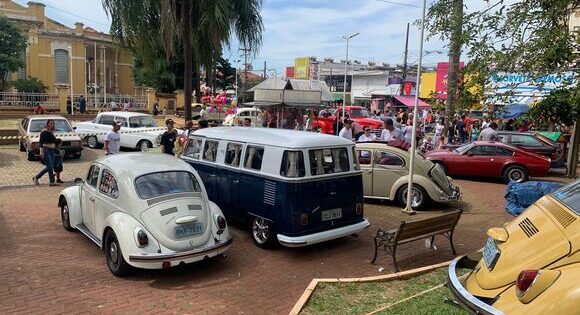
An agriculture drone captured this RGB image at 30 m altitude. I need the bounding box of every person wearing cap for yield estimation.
[160,119,177,155]
[339,118,354,141]
[104,121,122,155]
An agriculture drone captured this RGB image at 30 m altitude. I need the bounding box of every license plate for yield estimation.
[322,208,342,221]
[483,237,500,270]
[175,222,203,238]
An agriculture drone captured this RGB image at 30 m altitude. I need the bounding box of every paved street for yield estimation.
[0,145,538,314]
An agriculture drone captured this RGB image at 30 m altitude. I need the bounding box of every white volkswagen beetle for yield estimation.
[58,153,232,276]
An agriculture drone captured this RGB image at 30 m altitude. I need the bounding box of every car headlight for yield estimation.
[71,140,81,147]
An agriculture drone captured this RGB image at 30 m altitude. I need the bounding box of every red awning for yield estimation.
[393,96,431,108]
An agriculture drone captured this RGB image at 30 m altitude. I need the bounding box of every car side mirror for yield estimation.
[73,126,77,130]
[74,177,84,184]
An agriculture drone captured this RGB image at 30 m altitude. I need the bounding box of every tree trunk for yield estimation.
[446,0,463,124]
[182,0,192,121]
[193,59,200,103]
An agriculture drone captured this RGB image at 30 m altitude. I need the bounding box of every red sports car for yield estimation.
[313,106,383,134]
[425,141,550,182]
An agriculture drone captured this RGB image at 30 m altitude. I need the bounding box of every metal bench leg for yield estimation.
[371,236,379,264]
[447,231,457,256]
[391,245,399,272]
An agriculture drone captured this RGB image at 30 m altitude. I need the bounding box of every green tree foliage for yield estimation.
[0,16,27,91]
[214,56,237,91]
[10,77,47,93]
[527,87,579,129]
[425,0,579,115]
[102,0,264,119]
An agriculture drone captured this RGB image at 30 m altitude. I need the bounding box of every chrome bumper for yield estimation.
[129,238,232,262]
[447,255,504,315]
[277,219,370,247]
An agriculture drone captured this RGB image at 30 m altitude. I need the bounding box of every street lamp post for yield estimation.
[341,32,359,135]
[403,0,428,215]
[69,45,74,115]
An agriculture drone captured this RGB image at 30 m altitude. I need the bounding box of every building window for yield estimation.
[54,49,69,84]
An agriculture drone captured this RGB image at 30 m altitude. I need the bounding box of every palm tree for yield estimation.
[102,0,264,120]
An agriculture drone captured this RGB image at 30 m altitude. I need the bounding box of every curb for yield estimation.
[288,260,452,315]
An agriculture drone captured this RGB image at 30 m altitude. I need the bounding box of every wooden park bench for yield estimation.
[371,210,462,272]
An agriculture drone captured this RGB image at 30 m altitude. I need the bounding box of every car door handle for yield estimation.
[89,197,95,202]
[209,174,216,177]
[232,180,239,184]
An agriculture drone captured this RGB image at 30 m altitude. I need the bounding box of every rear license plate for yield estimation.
[483,237,500,270]
[322,208,342,221]
[175,222,203,238]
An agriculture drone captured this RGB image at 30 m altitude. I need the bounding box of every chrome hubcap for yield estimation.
[88,137,97,148]
[509,170,524,182]
[252,218,269,244]
[140,141,149,152]
[403,187,423,207]
[109,241,119,264]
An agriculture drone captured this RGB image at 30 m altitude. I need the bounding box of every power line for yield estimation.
[44,3,110,28]
[374,0,421,8]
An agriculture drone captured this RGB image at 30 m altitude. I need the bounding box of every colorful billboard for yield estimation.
[285,66,295,78]
[294,57,310,79]
[435,61,465,99]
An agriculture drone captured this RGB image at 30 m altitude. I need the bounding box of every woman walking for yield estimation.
[33,120,60,186]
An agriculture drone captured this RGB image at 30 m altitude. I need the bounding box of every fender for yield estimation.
[389,174,439,200]
[58,185,83,227]
[208,201,230,242]
[101,212,161,267]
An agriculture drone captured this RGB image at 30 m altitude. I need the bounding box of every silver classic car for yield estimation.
[58,153,232,276]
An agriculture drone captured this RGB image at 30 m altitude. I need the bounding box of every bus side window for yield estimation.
[203,140,218,162]
[280,151,305,178]
[244,146,265,171]
[184,138,203,159]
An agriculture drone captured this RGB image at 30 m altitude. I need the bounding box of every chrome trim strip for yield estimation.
[447,256,504,315]
[147,192,202,206]
[277,219,370,247]
[160,207,178,216]
[129,238,232,262]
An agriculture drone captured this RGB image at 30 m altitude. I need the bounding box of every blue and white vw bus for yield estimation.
[181,127,369,248]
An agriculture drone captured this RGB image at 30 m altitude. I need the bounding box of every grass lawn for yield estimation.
[301,268,468,315]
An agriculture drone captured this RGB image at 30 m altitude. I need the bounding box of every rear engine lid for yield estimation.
[140,197,211,251]
[429,163,455,196]
[475,202,571,289]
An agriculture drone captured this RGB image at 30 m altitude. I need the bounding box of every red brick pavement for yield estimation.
[0,178,549,314]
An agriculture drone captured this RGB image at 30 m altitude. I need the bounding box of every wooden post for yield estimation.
[57,85,70,114]
[566,119,579,178]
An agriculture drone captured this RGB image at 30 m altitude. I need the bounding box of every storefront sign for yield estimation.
[294,57,310,79]
[435,62,465,99]
[285,66,295,78]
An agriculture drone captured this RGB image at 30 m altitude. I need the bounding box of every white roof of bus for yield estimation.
[193,127,353,149]
[97,111,152,118]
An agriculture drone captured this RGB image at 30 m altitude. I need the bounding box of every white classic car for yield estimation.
[222,107,262,127]
[19,115,83,161]
[58,153,232,276]
[74,111,164,151]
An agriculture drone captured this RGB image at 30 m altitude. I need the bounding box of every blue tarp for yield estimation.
[505,181,565,216]
[498,104,530,119]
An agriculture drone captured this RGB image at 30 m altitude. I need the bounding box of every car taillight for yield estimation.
[356,203,363,215]
[137,229,148,247]
[301,213,309,226]
[516,270,539,298]
[217,216,226,235]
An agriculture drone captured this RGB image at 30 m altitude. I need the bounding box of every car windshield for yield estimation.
[349,109,370,118]
[552,180,580,215]
[29,119,72,133]
[128,116,158,128]
[135,171,201,199]
[454,143,475,155]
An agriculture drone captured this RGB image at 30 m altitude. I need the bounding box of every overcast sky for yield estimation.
[13,0,499,74]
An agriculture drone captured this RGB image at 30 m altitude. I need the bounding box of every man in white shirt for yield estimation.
[104,121,122,155]
[110,100,117,111]
[478,122,499,141]
[338,118,354,141]
[380,118,402,141]
[358,126,377,142]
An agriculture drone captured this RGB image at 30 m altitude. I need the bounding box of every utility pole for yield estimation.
[263,60,267,78]
[239,47,251,104]
[401,22,410,96]
[446,0,464,125]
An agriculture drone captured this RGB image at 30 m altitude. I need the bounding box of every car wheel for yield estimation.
[504,165,528,183]
[87,136,101,149]
[251,216,277,249]
[60,201,74,231]
[138,140,152,152]
[19,140,25,152]
[26,147,36,161]
[105,230,132,277]
[397,184,428,209]
[433,161,448,174]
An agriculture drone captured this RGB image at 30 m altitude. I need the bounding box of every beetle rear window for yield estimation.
[552,181,580,215]
[135,171,201,199]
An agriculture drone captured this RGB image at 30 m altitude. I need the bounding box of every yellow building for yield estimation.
[0,0,136,96]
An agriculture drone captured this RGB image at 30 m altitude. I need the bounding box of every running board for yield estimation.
[75,224,102,248]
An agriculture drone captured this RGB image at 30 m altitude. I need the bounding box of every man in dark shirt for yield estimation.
[160,119,177,155]
[456,116,466,143]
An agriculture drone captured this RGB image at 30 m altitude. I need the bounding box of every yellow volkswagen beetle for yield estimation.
[448,179,580,314]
